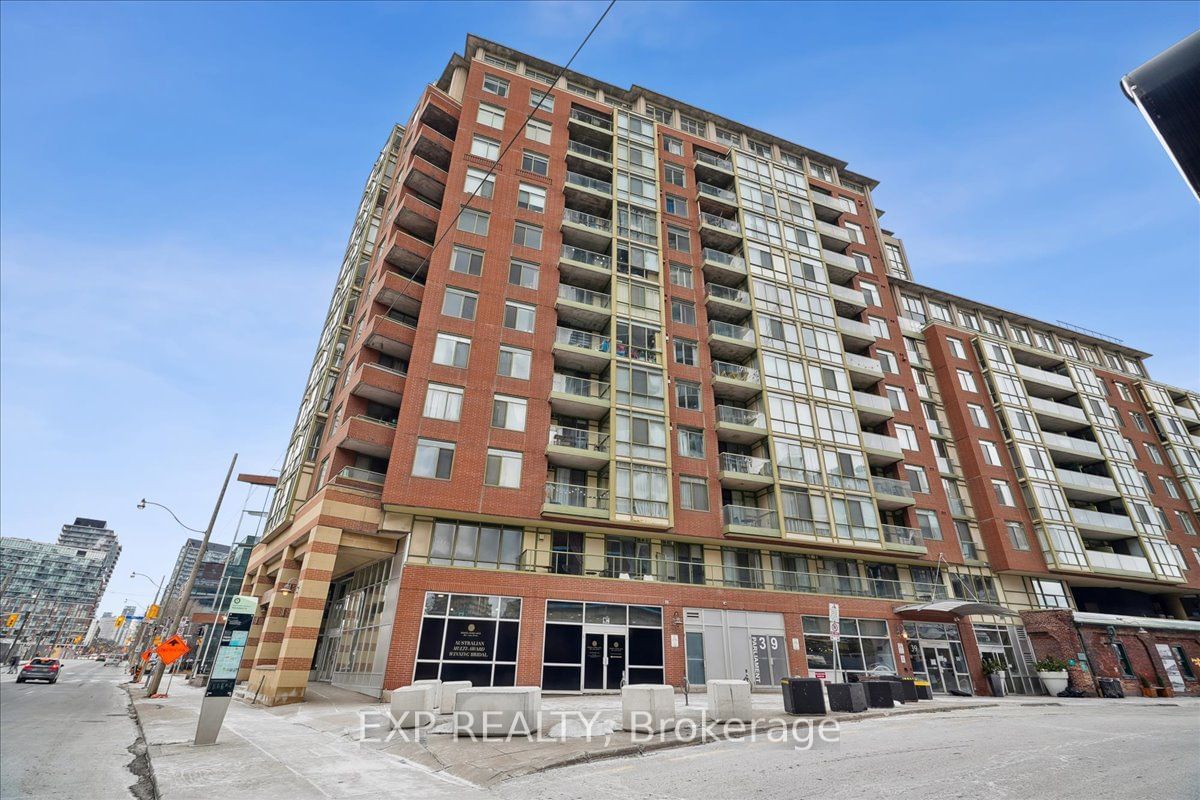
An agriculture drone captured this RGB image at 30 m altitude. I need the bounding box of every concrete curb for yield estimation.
[122,684,161,800]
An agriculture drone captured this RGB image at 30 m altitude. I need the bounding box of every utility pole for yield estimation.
[146,453,237,696]
[128,574,166,675]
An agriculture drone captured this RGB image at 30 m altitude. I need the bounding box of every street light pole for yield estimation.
[127,572,166,675]
[144,453,237,696]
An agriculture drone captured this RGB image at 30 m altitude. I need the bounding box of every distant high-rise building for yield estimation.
[164,538,231,616]
[57,517,122,591]
[235,35,1200,706]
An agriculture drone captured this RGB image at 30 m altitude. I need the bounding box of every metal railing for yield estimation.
[695,150,734,171]
[356,414,398,428]
[882,525,924,548]
[562,207,613,232]
[551,373,610,401]
[544,482,609,509]
[567,140,612,162]
[722,504,778,529]
[561,243,611,269]
[706,284,750,304]
[337,466,386,484]
[569,107,613,130]
[712,360,760,383]
[566,170,612,194]
[708,320,755,342]
[548,425,610,453]
[555,326,610,353]
[871,476,913,498]
[697,182,737,202]
[716,406,765,428]
[557,283,612,309]
[719,453,774,477]
[700,211,741,233]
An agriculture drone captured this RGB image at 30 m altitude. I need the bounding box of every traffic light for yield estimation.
[4,613,18,628]
[115,615,125,629]
[74,635,83,644]
[146,604,160,620]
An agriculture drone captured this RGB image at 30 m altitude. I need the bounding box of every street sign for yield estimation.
[114,616,126,629]
[4,613,17,628]
[828,603,841,641]
[195,594,258,746]
[141,649,154,662]
[155,635,190,666]
[145,605,160,620]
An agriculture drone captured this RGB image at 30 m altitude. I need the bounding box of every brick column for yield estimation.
[237,566,274,682]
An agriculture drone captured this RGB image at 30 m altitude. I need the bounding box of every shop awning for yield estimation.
[894,600,1020,618]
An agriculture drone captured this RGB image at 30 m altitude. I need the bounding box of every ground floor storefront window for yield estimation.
[310,557,397,696]
[803,616,895,681]
[972,622,1039,694]
[684,608,790,687]
[414,592,521,685]
[541,601,664,691]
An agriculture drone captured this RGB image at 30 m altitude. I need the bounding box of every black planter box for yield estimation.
[879,676,909,703]
[781,677,826,715]
[898,677,919,702]
[827,682,867,713]
[914,681,933,700]
[862,681,897,708]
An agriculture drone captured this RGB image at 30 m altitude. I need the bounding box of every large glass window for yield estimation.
[802,616,895,677]
[415,591,521,686]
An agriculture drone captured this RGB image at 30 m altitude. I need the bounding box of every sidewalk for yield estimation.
[128,681,1006,796]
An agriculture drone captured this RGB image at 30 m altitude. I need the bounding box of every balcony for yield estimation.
[817,221,853,253]
[568,106,613,140]
[335,466,386,487]
[862,431,903,465]
[707,320,756,360]
[559,244,612,291]
[1176,404,1200,425]
[556,284,612,329]
[829,283,868,313]
[845,352,885,389]
[364,313,416,360]
[1086,549,1153,577]
[1018,363,1076,399]
[882,524,926,554]
[560,208,613,252]
[546,426,611,469]
[553,326,612,371]
[718,453,775,490]
[853,390,894,425]
[715,406,768,444]
[699,212,743,249]
[566,139,612,170]
[704,283,752,322]
[348,362,406,406]
[550,374,610,420]
[936,456,959,476]
[897,316,924,338]
[696,182,739,212]
[948,497,970,517]
[1071,507,1136,540]
[1029,396,1089,432]
[383,228,434,280]
[712,361,762,401]
[414,96,458,142]
[1041,430,1103,464]
[373,268,424,319]
[543,482,609,519]
[695,149,735,182]
[410,122,453,172]
[564,170,613,211]
[872,476,915,510]
[1056,469,1121,502]
[334,415,396,459]
[837,316,877,349]
[392,192,439,243]
[810,191,851,223]
[722,504,779,537]
[823,249,860,282]
[400,154,447,207]
[701,247,747,283]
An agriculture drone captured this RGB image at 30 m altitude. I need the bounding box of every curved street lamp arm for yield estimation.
[138,500,206,534]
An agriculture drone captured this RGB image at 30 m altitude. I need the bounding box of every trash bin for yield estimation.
[781,677,826,715]
[862,681,896,708]
[827,682,867,713]
[1097,677,1125,698]
[914,680,933,700]
[898,677,919,702]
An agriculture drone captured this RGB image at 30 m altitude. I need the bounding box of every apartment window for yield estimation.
[928,301,951,323]
[1006,521,1031,550]
[896,424,919,451]
[671,298,696,325]
[521,150,549,176]
[676,380,701,410]
[457,208,490,236]
[482,73,509,97]
[484,449,523,488]
[503,301,536,332]
[508,259,539,290]
[1178,512,1197,536]
[905,466,930,494]
[991,480,1015,506]
[664,194,688,217]
[664,163,686,187]
[433,333,471,368]
[442,287,478,321]
[1116,382,1133,401]
[662,134,683,155]
[414,439,455,479]
[983,317,1005,336]
[525,118,552,144]
[680,476,709,511]
[497,345,531,379]
[808,161,834,181]
[423,383,464,421]
[491,395,527,431]
[1009,324,1031,345]
[1130,411,1148,433]
[450,245,484,276]
[669,263,693,289]
[566,80,595,98]
[968,404,989,428]
[947,337,967,359]
[1173,646,1196,679]
[674,338,698,366]
[476,102,505,129]
[958,310,980,331]
[1145,442,1166,466]
[529,89,554,112]
[512,221,543,249]
[859,281,880,306]
[667,225,691,252]
[470,134,501,160]
[885,385,908,412]
[679,115,702,135]
[715,127,740,146]
[1161,477,1181,499]
[1112,642,1135,677]
[844,221,865,244]
[916,509,942,541]
[677,427,705,458]
[464,167,495,198]
[957,369,978,393]
[878,350,899,374]
[980,440,1002,466]
[516,183,546,213]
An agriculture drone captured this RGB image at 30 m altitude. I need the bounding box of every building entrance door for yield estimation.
[922,645,966,694]
[583,629,626,690]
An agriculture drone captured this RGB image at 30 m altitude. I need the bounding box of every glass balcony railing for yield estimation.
[557,283,612,309]
[562,207,613,233]
[548,425,610,453]
[948,497,968,516]
[569,107,613,130]
[555,326,610,353]
[722,504,778,529]
[552,373,610,401]
[719,453,774,477]
[567,140,612,162]
[712,360,760,383]
[566,170,612,194]
[882,525,924,548]
[695,150,734,171]
[702,247,746,270]
[561,243,611,269]
[708,320,755,342]
[337,466,385,484]
[700,211,741,233]
[545,482,609,509]
[706,284,750,305]
[716,405,766,428]
[871,476,913,498]
[697,182,737,202]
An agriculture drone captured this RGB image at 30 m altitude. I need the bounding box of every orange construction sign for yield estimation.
[141,648,154,663]
[155,635,191,666]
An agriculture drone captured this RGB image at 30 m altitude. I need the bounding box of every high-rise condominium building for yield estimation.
[237,36,1200,705]
[57,517,122,587]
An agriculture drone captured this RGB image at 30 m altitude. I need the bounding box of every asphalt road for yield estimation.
[498,701,1200,800]
[0,658,146,800]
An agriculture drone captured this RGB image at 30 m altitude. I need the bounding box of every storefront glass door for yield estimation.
[583,630,626,690]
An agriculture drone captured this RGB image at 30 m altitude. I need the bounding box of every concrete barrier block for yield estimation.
[621,684,676,732]
[411,678,443,706]
[389,685,437,729]
[438,680,472,714]
[453,686,541,737]
[705,679,752,722]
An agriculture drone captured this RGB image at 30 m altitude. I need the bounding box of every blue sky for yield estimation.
[2,1,1197,614]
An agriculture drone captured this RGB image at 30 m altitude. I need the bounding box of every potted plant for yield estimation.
[1035,656,1070,695]
[981,659,1008,697]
